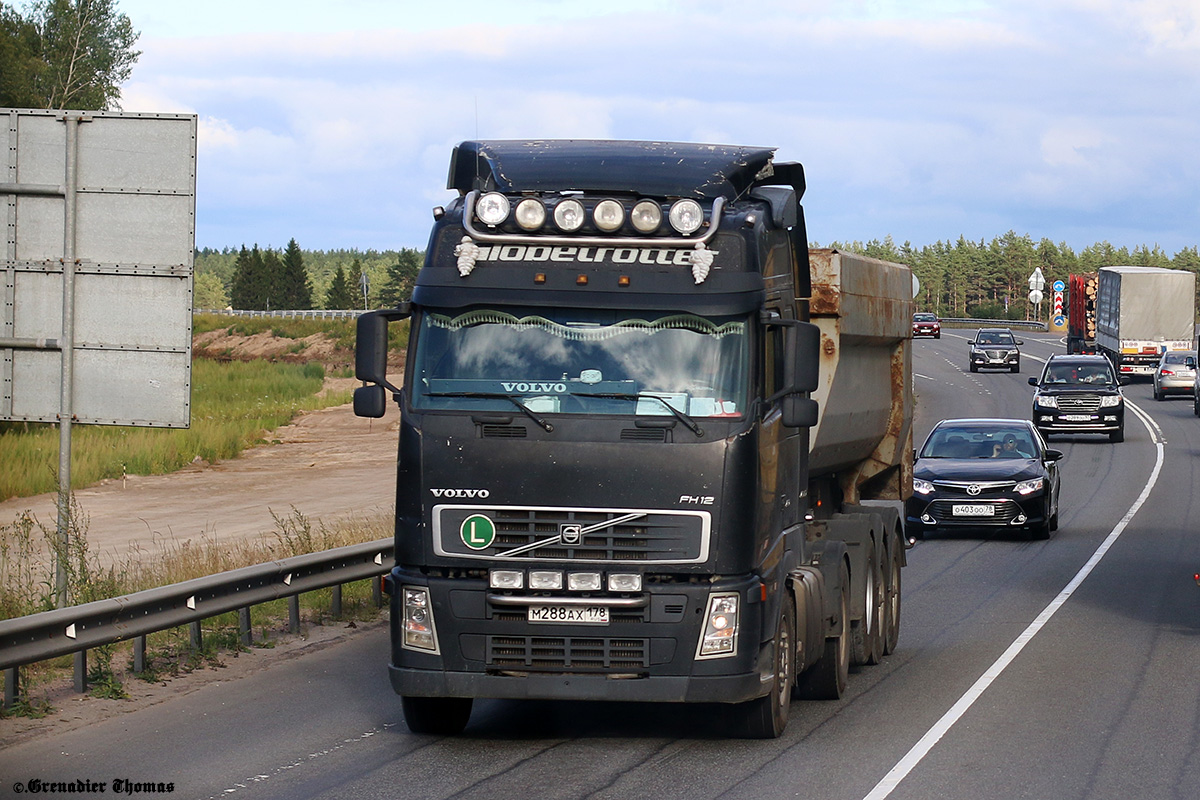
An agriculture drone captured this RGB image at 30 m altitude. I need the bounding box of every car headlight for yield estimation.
[913,478,935,495]
[592,199,625,232]
[402,586,439,652]
[514,198,546,231]
[1035,395,1058,408]
[1100,395,1122,407]
[630,200,662,233]
[697,592,739,658]
[1015,477,1045,495]
[669,199,704,235]
[553,198,586,232]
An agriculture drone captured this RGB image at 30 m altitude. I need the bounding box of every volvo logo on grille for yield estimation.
[967,484,983,496]
[560,523,582,544]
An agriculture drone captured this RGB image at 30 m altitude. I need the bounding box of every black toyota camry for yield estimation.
[906,418,1063,540]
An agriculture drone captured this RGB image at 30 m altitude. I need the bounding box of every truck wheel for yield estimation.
[401,696,473,735]
[1110,427,1124,443]
[1194,395,1200,417]
[1153,385,1163,401]
[883,536,902,655]
[796,561,850,700]
[851,541,884,666]
[737,595,794,738]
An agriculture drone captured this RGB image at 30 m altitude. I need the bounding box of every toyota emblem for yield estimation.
[967,484,983,496]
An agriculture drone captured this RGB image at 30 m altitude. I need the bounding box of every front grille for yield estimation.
[984,349,1013,360]
[482,425,527,438]
[1056,395,1102,413]
[933,480,1017,496]
[434,506,710,563]
[927,499,1021,525]
[487,635,649,671]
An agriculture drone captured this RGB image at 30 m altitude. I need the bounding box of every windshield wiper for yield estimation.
[570,392,704,437]
[425,391,554,432]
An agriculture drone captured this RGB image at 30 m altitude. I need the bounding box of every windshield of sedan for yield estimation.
[1043,362,1115,385]
[921,426,1038,459]
[914,313,937,322]
[410,307,749,417]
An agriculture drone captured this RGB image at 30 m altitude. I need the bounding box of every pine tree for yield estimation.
[325,265,353,309]
[377,248,422,307]
[348,258,365,309]
[229,244,270,310]
[279,238,313,309]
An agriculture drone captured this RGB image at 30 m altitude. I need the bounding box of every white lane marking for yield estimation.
[863,409,1165,800]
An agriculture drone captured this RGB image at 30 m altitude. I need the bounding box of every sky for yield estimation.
[103,0,1200,255]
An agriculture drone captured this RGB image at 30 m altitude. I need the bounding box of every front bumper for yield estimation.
[1033,407,1123,434]
[970,350,1018,368]
[906,494,1048,536]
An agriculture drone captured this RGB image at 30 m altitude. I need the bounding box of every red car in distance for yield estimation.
[913,312,941,338]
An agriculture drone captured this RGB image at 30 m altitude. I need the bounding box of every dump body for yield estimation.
[1066,272,1098,354]
[1095,266,1195,377]
[354,140,912,738]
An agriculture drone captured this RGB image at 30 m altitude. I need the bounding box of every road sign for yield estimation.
[1053,279,1065,293]
[2,109,197,427]
[1029,289,1044,305]
[1053,314,1066,327]
[1028,267,1046,292]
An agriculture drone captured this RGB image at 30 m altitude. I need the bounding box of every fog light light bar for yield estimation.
[529,570,564,590]
[568,572,602,591]
[607,573,642,592]
[489,569,524,590]
[697,592,739,658]
[402,586,439,653]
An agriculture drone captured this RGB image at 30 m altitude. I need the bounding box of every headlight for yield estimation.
[697,592,739,658]
[607,573,642,592]
[593,199,625,232]
[1035,395,1058,408]
[476,192,510,226]
[529,570,563,590]
[630,200,662,233]
[402,586,439,652]
[567,572,602,591]
[1015,477,1045,495]
[669,199,704,235]
[514,198,546,231]
[1100,395,1122,407]
[913,478,935,495]
[553,198,585,232]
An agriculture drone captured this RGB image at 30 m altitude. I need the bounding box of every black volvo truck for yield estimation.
[354,140,913,738]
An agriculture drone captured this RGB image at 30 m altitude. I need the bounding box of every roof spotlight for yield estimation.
[630,200,663,233]
[554,198,586,232]
[515,198,546,231]
[476,192,510,226]
[669,199,704,235]
[593,199,625,232]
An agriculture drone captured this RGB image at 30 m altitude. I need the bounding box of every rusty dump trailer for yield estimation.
[353,140,914,739]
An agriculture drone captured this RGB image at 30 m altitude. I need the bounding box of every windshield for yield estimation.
[975,331,1014,346]
[914,314,936,322]
[410,307,749,418]
[1043,362,1115,385]
[921,426,1038,459]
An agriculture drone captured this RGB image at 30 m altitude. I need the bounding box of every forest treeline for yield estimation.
[195,232,1200,319]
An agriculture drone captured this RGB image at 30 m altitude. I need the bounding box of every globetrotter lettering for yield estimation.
[472,245,717,266]
[431,488,490,498]
[500,382,567,393]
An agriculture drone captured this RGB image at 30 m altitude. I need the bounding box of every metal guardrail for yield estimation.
[193,308,366,320]
[0,538,394,708]
[938,317,1049,332]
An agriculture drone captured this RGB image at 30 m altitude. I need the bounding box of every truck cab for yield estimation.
[354,140,911,738]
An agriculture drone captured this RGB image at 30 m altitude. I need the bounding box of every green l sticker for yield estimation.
[461,514,495,550]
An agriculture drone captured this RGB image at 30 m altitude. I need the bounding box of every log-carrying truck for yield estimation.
[354,140,913,738]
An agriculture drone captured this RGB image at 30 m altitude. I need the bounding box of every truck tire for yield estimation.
[401,696,473,735]
[850,541,884,666]
[1194,394,1200,417]
[883,535,902,656]
[796,561,850,700]
[736,594,795,738]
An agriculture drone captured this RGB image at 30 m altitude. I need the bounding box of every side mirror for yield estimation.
[1028,377,1038,386]
[353,384,388,419]
[1044,448,1064,462]
[783,321,821,393]
[1016,339,1025,345]
[782,396,818,428]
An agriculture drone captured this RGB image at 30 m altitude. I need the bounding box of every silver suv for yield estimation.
[969,328,1022,373]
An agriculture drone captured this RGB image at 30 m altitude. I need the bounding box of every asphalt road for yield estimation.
[4,330,1199,800]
